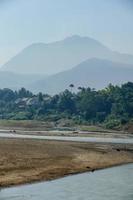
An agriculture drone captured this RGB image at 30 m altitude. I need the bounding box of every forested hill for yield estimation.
[0,82,133,129]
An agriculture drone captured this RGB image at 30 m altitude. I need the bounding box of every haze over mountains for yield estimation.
[0,35,133,93]
[0,72,44,90]
[1,35,133,75]
[29,58,133,94]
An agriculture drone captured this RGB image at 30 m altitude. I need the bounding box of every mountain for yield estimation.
[0,71,45,90]
[28,58,133,94]
[1,35,133,75]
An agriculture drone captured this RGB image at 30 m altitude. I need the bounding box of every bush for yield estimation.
[104,116,121,129]
[11,112,32,120]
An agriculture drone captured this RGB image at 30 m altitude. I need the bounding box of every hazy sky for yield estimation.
[0,0,133,66]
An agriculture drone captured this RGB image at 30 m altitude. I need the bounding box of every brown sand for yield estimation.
[0,138,133,188]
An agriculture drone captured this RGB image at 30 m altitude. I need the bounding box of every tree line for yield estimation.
[0,82,133,128]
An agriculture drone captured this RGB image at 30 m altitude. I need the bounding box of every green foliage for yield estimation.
[0,82,132,129]
[104,115,121,129]
[12,112,32,120]
[58,90,76,114]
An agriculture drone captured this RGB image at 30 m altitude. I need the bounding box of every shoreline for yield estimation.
[0,128,132,139]
[0,138,133,188]
[2,162,133,190]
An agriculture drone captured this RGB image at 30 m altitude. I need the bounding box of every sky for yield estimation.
[0,0,133,66]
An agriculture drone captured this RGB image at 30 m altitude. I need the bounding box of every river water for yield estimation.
[0,164,133,200]
[0,133,133,144]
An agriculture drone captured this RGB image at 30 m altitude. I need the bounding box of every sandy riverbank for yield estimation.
[0,138,133,188]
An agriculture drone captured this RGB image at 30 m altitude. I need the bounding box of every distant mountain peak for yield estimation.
[63,35,96,42]
[1,35,133,75]
[64,35,82,40]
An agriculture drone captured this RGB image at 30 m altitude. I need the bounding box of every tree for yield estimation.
[18,88,32,98]
[69,84,74,92]
[38,92,43,102]
[58,90,76,114]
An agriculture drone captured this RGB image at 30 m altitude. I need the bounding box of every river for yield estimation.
[0,164,133,200]
[0,133,133,144]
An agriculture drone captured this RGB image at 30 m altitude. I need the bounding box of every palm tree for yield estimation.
[78,86,85,92]
[69,84,74,92]
[78,86,82,90]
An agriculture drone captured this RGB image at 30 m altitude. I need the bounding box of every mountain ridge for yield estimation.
[28,58,133,94]
[1,35,133,75]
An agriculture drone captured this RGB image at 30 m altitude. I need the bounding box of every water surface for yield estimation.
[0,164,133,200]
[0,133,133,144]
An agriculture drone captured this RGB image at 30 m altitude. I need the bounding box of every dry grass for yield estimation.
[0,138,133,187]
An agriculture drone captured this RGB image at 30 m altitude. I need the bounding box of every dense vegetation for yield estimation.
[0,82,133,129]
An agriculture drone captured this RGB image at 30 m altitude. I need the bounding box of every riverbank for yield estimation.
[1,119,132,139]
[0,138,133,188]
